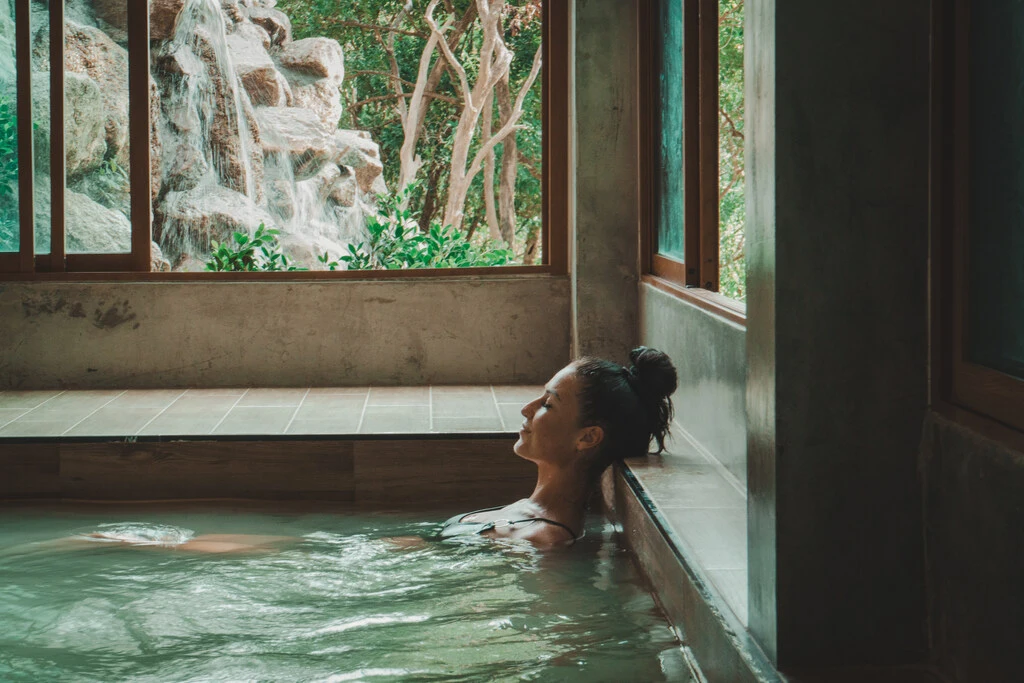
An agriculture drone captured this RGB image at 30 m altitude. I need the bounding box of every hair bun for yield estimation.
[628,346,678,401]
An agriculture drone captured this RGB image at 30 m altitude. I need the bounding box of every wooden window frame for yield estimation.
[1,0,569,281]
[931,0,1024,434]
[638,0,745,326]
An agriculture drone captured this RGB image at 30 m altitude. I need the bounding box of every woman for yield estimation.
[27,347,675,554]
[437,346,677,548]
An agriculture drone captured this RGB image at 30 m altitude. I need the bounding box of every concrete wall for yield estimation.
[571,0,639,361]
[746,0,930,668]
[0,277,571,388]
[921,415,1024,683]
[641,285,746,486]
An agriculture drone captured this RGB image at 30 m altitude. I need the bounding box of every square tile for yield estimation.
[431,393,499,419]
[492,385,545,403]
[106,389,186,410]
[236,388,306,407]
[432,416,504,433]
[707,568,748,625]
[0,409,29,428]
[17,390,124,422]
[497,403,526,431]
[635,464,746,509]
[136,414,223,436]
[663,507,747,570]
[161,395,241,417]
[183,388,247,397]
[307,387,369,396]
[293,394,365,421]
[0,420,78,437]
[367,387,430,406]
[286,417,361,435]
[359,406,430,433]
[0,390,63,411]
[213,407,295,435]
[430,385,494,399]
[65,407,167,436]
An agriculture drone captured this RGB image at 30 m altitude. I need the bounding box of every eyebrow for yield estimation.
[545,387,560,400]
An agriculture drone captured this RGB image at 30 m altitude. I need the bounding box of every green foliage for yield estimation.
[718,0,746,301]
[0,94,19,252]
[204,223,306,272]
[98,157,129,183]
[340,184,513,270]
[276,0,542,261]
[0,94,19,202]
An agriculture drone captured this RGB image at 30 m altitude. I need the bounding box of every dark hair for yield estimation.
[574,347,678,464]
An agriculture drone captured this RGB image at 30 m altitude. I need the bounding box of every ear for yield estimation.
[575,424,604,452]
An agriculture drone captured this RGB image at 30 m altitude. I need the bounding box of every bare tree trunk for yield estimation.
[523,226,539,265]
[425,0,542,233]
[418,161,444,232]
[495,73,517,246]
[482,89,500,240]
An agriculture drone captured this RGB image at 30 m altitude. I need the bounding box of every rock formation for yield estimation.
[15,0,386,270]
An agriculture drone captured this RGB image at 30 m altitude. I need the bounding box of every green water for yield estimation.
[0,506,690,682]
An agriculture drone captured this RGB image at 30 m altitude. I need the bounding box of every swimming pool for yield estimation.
[0,505,691,682]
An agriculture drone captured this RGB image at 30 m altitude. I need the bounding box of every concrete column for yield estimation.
[572,0,640,361]
[746,0,930,668]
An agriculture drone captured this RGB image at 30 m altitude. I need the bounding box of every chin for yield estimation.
[513,436,529,459]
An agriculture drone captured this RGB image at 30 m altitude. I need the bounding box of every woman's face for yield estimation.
[514,363,599,466]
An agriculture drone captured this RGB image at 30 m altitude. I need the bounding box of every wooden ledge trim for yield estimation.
[642,275,746,327]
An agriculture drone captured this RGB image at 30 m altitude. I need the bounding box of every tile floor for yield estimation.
[0,386,544,437]
[626,426,749,626]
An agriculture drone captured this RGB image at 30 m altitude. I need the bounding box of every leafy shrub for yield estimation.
[204,223,305,272]
[339,186,514,270]
[0,94,17,202]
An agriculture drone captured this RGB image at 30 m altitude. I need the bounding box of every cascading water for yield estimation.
[147,0,384,269]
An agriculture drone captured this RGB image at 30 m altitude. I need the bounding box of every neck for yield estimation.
[527,460,597,531]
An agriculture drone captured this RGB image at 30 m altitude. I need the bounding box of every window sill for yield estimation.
[0,265,562,283]
[641,275,746,327]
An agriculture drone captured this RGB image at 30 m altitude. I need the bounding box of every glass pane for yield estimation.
[65,0,131,254]
[718,0,745,301]
[0,0,17,252]
[656,0,684,260]
[966,0,1024,381]
[32,0,49,254]
[149,0,542,272]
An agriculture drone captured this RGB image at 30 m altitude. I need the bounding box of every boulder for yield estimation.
[156,184,276,262]
[221,0,245,24]
[265,177,295,221]
[192,27,263,200]
[151,241,172,271]
[227,33,289,106]
[254,106,333,180]
[62,73,108,179]
[65,189,132,254]
[69,164,130,217]
[163,141,210,192]
[232,20,271,51]
[333,130,385,195]
[151,0,187,42]
[64,20,130,169]
[277,37,344,83]
[291,78,342,130]
[246,7,290,47]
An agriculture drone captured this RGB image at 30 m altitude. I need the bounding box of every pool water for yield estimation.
[0,506,691,682]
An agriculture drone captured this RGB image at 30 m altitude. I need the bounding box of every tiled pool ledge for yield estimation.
[0,386,540,438]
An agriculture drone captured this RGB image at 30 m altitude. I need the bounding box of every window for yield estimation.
[934,0,1024,432]
[640,0,746,319]
[0,0,567,279]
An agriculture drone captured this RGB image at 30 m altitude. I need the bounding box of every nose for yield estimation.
[521,396,541,420]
